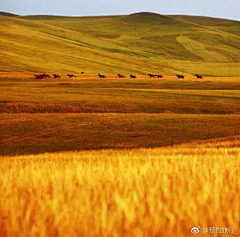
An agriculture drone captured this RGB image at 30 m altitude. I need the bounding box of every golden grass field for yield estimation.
[1,11,240,237]
[0,137,239,237]
[0,74,239,237]
[1,73,240,156]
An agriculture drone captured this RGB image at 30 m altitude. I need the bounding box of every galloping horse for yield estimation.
[53,74,61,78]
[129,75,137,78]
[176,75,184,79]
[156,75,164,78]
[148,74,156,78]
[34,74,43,79]
[98,74,106,78]
[118,74,126,78]
[67,74,76,78]
[195,74,203,79]
[34,74,50,79]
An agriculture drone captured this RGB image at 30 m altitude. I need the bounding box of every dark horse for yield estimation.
[118,74,126,78]
[67,74,76,78]
[41,74,50,78]
[148,74,156,78]
[195,74,203,79]
[156,75,164,78]
[34,74,43,79]
[98,74,106,78]
[53,74,61,78]
[34,74,50,79]
[176,75,184,79]
[129,75,137,78]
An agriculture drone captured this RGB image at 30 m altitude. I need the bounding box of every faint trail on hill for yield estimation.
[167,15,240,40]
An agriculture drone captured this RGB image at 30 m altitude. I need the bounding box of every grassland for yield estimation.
[0,11,240,237]
[1,12,240,76]
[170,15,240,37]
[1,76,240,114]
[1,74,240,156]
[0,137,239,237]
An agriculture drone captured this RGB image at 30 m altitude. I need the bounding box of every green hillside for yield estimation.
[1,12,240,76]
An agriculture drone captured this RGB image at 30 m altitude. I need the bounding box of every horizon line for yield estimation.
[1,10,240,22]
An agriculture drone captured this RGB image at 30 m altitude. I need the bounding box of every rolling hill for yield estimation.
[1,12,240,76]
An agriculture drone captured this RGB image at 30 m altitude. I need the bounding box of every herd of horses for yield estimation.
[34,73,203,80]
[34,74,61,79]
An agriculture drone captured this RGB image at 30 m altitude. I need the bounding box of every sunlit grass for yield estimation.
[0,137,239,237]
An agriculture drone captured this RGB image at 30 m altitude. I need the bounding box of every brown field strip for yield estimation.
[1,113,240,156]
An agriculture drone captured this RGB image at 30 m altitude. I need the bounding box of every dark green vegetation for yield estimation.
[1,12,240,76]
[1,77,239,155]
[0,12,18,17]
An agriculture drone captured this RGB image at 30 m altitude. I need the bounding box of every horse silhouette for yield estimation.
[118,74,126,78]
[53,74,61,78]
[67,74,76,78]
[196,74,203,79]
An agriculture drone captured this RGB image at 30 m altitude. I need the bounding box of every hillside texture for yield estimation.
[1,12,240,75]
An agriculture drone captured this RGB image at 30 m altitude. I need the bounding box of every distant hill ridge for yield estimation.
[0,11,19,17]
[1,11,240,76]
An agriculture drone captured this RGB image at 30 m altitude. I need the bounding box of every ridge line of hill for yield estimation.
[1,11,239,22]
[167,15,240,40]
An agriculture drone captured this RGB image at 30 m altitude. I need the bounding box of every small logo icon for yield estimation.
[191,226,201,234]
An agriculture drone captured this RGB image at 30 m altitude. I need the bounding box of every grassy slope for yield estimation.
[1,137,239,236]
[1,12,240,75]
[170,15,240,37]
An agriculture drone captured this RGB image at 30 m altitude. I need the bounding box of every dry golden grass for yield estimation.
[0,137,239,237]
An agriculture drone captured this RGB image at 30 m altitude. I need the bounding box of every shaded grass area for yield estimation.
[1,113,240,156]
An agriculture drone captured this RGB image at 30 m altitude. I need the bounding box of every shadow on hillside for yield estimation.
[1,135,239,157]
